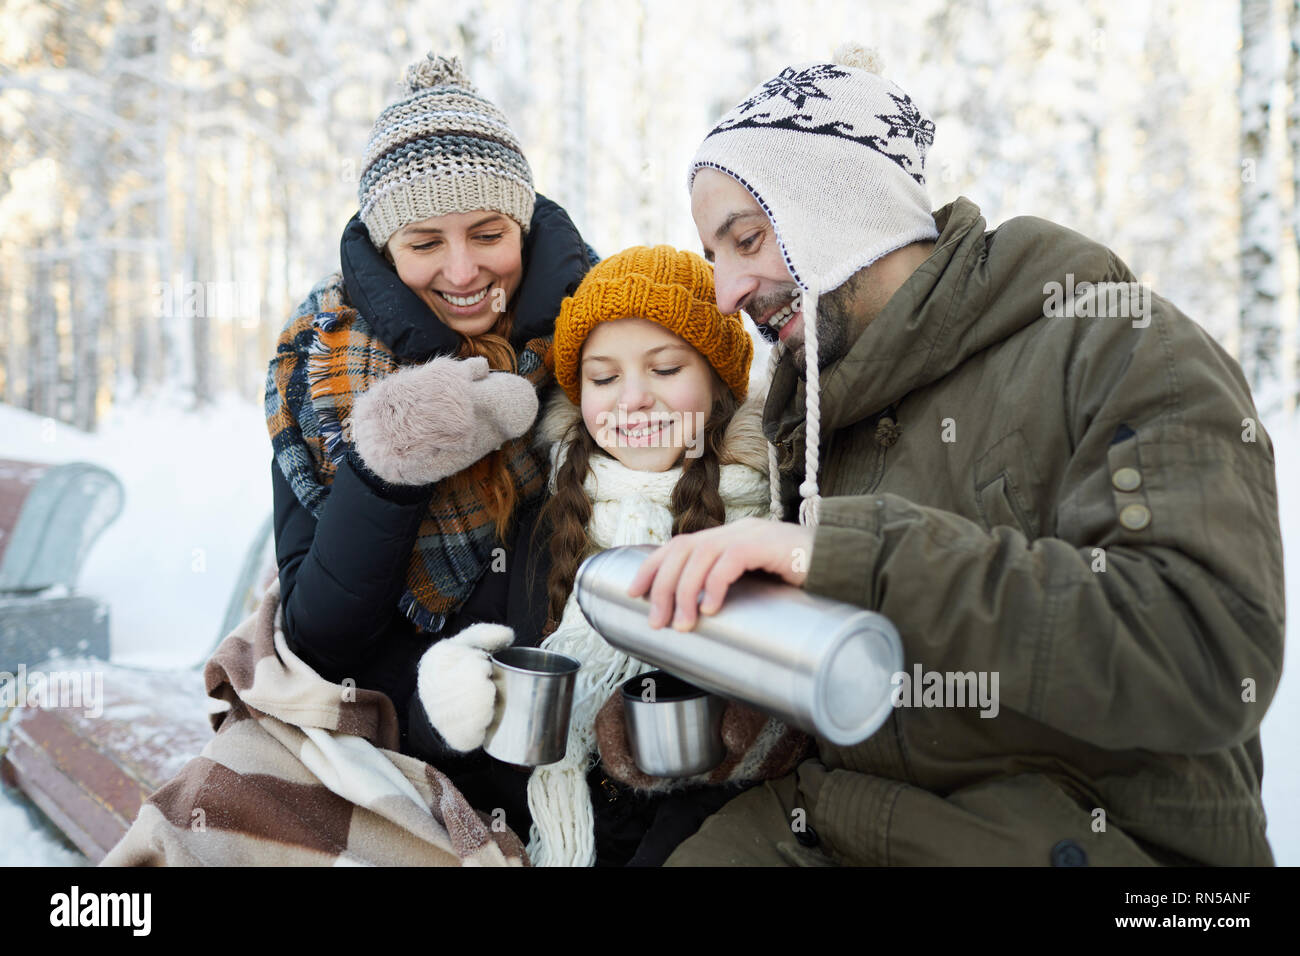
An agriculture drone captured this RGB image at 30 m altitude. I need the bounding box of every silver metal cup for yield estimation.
[621,670,726,777]
[576,545,904,746]
[482,647,580,767]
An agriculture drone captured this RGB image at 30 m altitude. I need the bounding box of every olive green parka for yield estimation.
[688,197,1284,866]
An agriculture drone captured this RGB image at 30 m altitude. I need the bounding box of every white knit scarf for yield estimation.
[525,448,769,866]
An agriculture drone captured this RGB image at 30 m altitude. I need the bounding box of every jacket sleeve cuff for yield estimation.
[802,497,885,608]
[344,447,437,505]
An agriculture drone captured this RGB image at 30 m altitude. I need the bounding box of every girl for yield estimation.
[417,245,808,866]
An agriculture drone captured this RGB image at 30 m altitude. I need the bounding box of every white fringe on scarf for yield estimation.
[525,448,769,866]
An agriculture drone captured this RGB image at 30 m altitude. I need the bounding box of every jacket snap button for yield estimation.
[1119,503,1151,530]
[1111,467,1142,492]
[795,825,820,848]
[1050,839,1088,867]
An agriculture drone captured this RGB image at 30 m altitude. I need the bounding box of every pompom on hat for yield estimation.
[358,53,536,251]
[688,43,940,528]
[551,245,753,405]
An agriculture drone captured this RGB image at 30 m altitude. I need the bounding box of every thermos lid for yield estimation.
[812,611,904,746]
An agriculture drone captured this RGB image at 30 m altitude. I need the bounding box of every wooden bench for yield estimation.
[0,459,275,863]
[1,661,213,862]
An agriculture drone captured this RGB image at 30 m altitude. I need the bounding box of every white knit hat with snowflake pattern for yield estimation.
[688,44,938,527]
[359,53,535,250]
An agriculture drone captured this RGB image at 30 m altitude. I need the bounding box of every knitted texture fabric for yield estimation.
[550,245,752,403]
[687,44,939,528]
[688,45,938,294]
[359,53,535,251]
[265,272,552,632]
[417,623,515,752]
[525,443,771,866]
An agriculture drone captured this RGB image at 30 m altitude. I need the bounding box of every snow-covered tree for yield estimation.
[1239,0,1281,392]
[1289,0,1300,403]
[0,0,1292,423]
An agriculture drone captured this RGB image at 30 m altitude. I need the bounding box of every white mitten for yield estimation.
[416,623,515,752]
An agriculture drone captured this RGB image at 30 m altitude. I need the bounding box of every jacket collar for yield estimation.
[765,196,1088,445]
[339,193,591,363]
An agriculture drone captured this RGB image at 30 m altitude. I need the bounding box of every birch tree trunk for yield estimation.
[0,260,12,407]
[186,103,210,410]
[1240,0,1281,391]
[29,246,58,419]
[558,0,589,231]
[71,132,109,431]
[1289,0,1300,403]
[154,0,175,394]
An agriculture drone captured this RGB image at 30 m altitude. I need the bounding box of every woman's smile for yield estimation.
[435,284,493,309]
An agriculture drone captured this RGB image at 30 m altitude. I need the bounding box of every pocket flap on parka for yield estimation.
[973,429,1042,538]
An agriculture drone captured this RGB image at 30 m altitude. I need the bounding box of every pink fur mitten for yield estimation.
[350,355,539,486]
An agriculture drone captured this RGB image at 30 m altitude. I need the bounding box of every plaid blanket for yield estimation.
[100,578,527,867]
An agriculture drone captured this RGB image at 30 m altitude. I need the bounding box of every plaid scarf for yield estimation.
[266,272,552,632]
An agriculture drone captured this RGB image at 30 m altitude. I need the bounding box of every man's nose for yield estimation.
[712,263,756,317]
[443,244,479,288]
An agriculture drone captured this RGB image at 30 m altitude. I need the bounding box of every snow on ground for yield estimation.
[0,772,88,867]
[0,392,1298,864]
[1,388,271,865]
[0,387,272,667]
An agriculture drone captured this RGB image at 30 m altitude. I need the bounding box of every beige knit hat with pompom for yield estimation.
[358,53,535,250]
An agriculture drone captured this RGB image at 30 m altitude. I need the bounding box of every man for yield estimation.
[626,46,1284,865]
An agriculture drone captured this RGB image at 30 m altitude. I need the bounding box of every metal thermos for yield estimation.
[575,545,903,746]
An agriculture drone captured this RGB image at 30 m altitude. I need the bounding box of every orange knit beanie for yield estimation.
[552,245,752,404]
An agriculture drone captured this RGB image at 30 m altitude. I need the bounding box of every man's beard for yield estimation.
[748,273,864,376]
[790,290,852,376]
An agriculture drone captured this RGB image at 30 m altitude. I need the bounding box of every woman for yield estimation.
[416,246,810,866]
[264,52,592,813]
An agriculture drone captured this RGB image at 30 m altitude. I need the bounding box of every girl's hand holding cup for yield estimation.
[417,623,516,752]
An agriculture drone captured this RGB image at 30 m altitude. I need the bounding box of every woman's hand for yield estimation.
[416,622,515,752]
[350,355,538,486]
